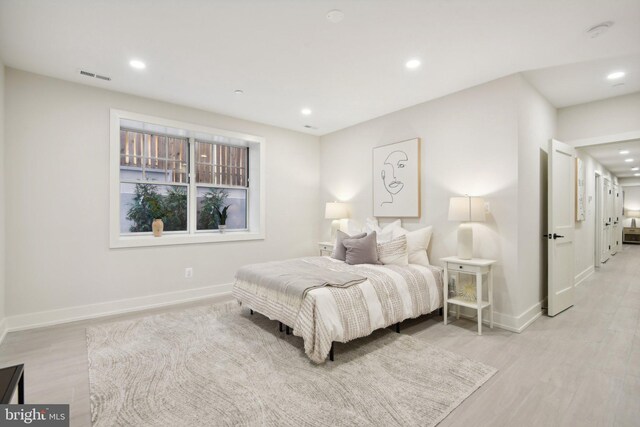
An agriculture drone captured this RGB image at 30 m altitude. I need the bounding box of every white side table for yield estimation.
[318,241,334,256]
[441,256,496,335]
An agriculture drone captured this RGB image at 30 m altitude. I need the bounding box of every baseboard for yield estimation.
[450,301,542,333]
[4,282,234,334]
[0,317,7,346]
[574,266,595,287]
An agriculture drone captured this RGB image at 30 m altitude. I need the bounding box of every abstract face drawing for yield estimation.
[380,150,408,205]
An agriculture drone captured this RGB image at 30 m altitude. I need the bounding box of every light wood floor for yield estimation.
[1,246,639,426]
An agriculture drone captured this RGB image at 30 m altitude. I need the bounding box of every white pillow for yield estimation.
[404,226,433,266]
[377,235,409,266]
[364,217,402,243]
[363,217,380,234]
[342,219,363,236]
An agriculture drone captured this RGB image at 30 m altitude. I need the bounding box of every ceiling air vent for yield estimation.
[79,69,111,81]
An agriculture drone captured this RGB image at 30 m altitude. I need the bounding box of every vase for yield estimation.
[218,224,227,233]
[152,219,164,237]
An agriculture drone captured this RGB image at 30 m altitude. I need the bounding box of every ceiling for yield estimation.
[0,0,639,136]
[523,53,640,108]
[581,139,640,178]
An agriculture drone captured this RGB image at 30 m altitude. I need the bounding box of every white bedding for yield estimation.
[233,256,443,363]
[304,258,441,342]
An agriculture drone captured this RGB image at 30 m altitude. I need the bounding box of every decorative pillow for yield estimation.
[404,226,433,266]
[343,231,380,265]
[332,230,367,261]
[364,217,402,243]
[377,235,409,266]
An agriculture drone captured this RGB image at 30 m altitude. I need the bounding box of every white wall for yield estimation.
[557,92,640,142]
[320,74,551,331]
[516,75,557,314]
[4,69,320,326]
[573,150,617,277]
[0,62,5,333]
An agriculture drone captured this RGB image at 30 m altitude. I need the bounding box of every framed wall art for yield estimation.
[576,157,585,221]
[372,138,420,217]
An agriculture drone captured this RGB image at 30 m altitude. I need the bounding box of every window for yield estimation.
[110,110,264,248]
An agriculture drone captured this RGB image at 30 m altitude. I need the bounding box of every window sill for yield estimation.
[110,231,265,249]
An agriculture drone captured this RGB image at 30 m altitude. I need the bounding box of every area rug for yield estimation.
[87,302,496,426]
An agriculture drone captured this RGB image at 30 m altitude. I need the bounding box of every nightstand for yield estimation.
[318,241,334,256]
[441,256,496,335]
[623,227,640,244]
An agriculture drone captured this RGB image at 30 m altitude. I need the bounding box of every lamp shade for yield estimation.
[625,209,640,218]
[325,202,349,219]
[448,196,486,222]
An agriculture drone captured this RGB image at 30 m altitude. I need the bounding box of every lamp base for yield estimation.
[457,223,473,260]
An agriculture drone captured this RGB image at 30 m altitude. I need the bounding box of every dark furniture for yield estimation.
[0,364,24,404]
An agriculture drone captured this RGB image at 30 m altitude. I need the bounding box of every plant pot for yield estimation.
[218,225,227,233]
[152,219,164,237]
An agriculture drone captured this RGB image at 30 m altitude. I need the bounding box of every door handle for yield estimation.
[553,233,564,239]
[605,223,611,226]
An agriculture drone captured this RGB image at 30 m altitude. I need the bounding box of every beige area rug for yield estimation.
[87,302,496,426]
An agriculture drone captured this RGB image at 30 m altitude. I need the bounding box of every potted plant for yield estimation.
[215,205,230,232]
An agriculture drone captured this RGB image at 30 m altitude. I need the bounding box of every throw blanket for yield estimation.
[234,257,443,363]
[235,258,366,316]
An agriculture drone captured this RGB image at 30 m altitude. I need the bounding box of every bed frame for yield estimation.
[248,307,443,362]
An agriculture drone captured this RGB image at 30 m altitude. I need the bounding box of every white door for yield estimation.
[548,139,576,317]
[612,185,621,254]
[601,179,612,263]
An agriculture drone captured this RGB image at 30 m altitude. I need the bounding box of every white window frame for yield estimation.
[110,109,265,248]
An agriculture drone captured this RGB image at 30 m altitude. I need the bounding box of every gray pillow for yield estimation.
[332,230,367,261]
[343,231,380,265]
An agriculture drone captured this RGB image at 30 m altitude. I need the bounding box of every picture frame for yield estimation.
[576,157,585,221]
[372,138,420,217]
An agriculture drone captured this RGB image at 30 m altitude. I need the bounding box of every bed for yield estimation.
[233,255,443,364]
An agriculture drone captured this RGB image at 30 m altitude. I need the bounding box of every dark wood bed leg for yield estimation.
[329,343,334,362]
[250,309,254,315]
[286,325,291,335]
[438,307,443,316]
[279,322,283,332]
[395,323,400,333]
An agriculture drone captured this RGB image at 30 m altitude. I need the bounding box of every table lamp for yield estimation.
[448,196,486,259]
[626,209,640,228]
[325,202,349,241]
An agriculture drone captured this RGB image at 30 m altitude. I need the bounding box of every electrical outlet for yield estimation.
[185,267,193,279]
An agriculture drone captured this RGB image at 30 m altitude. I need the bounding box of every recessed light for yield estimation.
[607,71,625,80]
[326,9,344,23]
[129,59,146,70]
[234,89,244,94]
[405,59,421,69]
[625,158,634,162]
[301,108,312,115]
[620,150,630,155]
[632,167,639,171]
